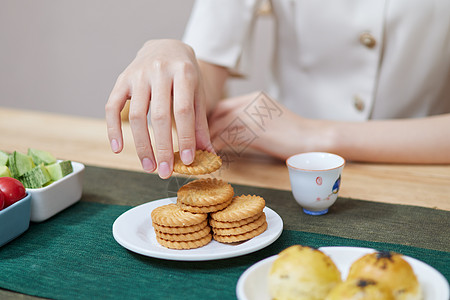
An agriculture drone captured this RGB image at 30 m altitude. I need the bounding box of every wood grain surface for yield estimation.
[1,107,449,210]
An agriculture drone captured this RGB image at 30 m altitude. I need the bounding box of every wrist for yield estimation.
[307,119,342,155]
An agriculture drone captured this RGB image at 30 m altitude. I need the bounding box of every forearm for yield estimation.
[197,60,229,114]
[209,91,450,164]
[324,114,450,164]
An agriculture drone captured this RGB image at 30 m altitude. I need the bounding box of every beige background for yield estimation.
[0,0,272,119]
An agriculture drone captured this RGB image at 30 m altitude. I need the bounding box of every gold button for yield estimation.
[359,32,376,48]
[353,95,365,112]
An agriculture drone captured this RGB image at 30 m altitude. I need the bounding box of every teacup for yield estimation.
[286,152,345,215]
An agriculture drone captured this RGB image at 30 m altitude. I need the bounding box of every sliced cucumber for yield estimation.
[0,166,11,177]
[28,148,57,166]
[0,150,9,166]
[43,180,55,187]
[9,151,36,178]
[46,160,73,181]
[20,164,51,189]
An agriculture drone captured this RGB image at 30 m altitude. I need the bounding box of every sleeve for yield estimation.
[182,0,263,76]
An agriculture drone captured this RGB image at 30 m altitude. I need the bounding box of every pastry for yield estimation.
[347,251,423,300]
[325,279,395,300]
[268,245,342,300]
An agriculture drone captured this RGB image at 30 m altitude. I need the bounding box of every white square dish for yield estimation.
[27,161,85,222]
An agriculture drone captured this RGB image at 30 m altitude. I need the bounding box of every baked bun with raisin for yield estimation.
[347,251,423,300]
[325,279,395,300]
[268,245,342,300]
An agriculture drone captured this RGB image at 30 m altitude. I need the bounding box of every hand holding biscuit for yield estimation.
[105,39,214,179]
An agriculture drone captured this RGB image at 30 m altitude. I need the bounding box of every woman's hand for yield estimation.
[208,92,331,159]
[105,39,213,179]
[209,92,450,164]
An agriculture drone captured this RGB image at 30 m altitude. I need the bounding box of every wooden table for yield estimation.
[1,107,449,211]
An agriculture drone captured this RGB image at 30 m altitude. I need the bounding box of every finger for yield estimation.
[128,82,156,173]
[105,76,130,154]
[173,71,196,165]
[150,77,174,179]
[194,86,215,154]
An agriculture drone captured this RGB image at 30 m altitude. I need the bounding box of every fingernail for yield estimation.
[142,158,155,172]
[181,149,194,165]
[158,162,171,179]
[111,139,120,153]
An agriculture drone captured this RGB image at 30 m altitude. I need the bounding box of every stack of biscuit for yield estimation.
[151,150,268,249]
[151,204,211,250]
[177,178,234,213]
[210,195,267,243]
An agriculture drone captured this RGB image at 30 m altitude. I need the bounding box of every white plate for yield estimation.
[236,246,449,300]
[112,197,283,261]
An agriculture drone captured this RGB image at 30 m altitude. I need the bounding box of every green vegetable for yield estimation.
[1,148,74,188]
[0,166,11,177]
[46,160,73,181]
[19,164,51,189]
[28,148,57,166]
[0,150,9,166]
[43,180,55,187]
[9,151,35,178]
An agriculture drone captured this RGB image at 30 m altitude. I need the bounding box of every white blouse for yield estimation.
[183,0,450,121]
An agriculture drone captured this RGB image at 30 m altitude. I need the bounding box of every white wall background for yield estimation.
[0,0,272,119]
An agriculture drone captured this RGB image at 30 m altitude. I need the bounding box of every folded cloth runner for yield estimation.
[0,166,448,299]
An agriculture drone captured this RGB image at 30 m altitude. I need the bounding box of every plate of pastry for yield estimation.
[236,246,449,300]
[112,197,283,261]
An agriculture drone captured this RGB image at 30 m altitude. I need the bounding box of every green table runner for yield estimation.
[0,166,449,299]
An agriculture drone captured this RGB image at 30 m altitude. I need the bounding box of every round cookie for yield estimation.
[210,195,265,222]
[151,204,213,250]
[156,233,212,250]
[212,213,266,236]
[173,150,222,175]
[177,178,234,207]
[152,219,208,234]
[155,225,211,242]
[213,221,267,243]
[209,212,263,229]
[177,198,232,214]
[151,203,207,227]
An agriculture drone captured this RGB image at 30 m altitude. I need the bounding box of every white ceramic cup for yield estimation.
[286,152,345,215]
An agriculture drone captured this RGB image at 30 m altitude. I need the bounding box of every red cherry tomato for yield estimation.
[0,191,4,211]
[0,177,26,208]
